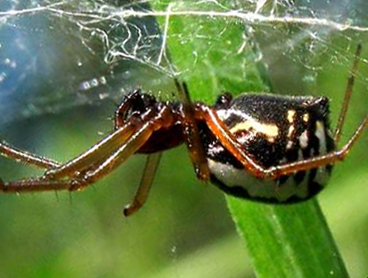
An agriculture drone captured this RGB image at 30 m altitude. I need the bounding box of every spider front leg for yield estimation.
[0,118,142,193]
[0,141,60,169]
[0,140,62,190]
[1,105,174,216]
[0,116,150,192]
[44,122,140,181]
[0,89,147,178]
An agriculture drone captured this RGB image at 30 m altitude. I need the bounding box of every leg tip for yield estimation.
[123,202,142,217]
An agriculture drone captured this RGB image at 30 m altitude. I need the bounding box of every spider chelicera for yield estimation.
[0,45,366,216]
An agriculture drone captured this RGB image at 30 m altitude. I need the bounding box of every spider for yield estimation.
[0,45,366,216]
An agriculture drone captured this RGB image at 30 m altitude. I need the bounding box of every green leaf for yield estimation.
[151,1,349,277]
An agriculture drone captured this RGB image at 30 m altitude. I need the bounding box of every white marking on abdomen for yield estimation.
[315,121,326,153]
[299,130,309,149]
[230,120,279,143]
[216,109,279,143]
[208,159,310,201]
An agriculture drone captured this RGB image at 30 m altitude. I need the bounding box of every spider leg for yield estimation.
[44,122,140,180]
[0,178,74,192]
[0,122,140,192]
[175,79,210,181]
[197,103,368,179]
[334,44,362,145]
[80,123,155,185]
[0,89,145,173]
[196,105,268,178]
[1,106,173,195]
[0,141,60,169]
[123,153,162,216]
[265,111,368,177]
[0,123,141,192]
[81,106,172,186]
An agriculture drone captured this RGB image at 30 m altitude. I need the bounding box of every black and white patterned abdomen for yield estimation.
[203,94,335,203]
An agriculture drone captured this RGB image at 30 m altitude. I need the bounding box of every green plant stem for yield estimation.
[227,198,347,277]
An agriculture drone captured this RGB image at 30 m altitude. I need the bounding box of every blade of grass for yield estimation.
[227,198,347,277]
[150,1,348,277]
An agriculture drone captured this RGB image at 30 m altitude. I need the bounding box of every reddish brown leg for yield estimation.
[1,106,173,196]
[0,141,60,169]
[197,103,368,179]
[45,122,140,180]
[175,80,210,181]
[0,119,153,193]
[196,105,268,178]
[123,153,162,216]
[82,123,157,185]
[0,114,144,191]
[334,44,362,145]
[0,178,74,192]
[0,88,145,185]
[265,113,368,177]
[80,106,173,186]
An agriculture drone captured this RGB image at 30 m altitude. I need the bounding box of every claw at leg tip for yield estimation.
[123,205,133,217]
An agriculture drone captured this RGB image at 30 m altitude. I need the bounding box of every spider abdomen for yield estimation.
[204,93,335,203]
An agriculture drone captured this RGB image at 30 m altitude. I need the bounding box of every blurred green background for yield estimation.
[1,1,368,278]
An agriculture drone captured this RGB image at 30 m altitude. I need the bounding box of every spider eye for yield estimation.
[214,93,232,109]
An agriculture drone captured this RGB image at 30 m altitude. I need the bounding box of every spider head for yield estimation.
[115,89,158,129]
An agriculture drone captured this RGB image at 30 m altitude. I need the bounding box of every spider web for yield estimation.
[1,1,368,277]
[1,0,368,125]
